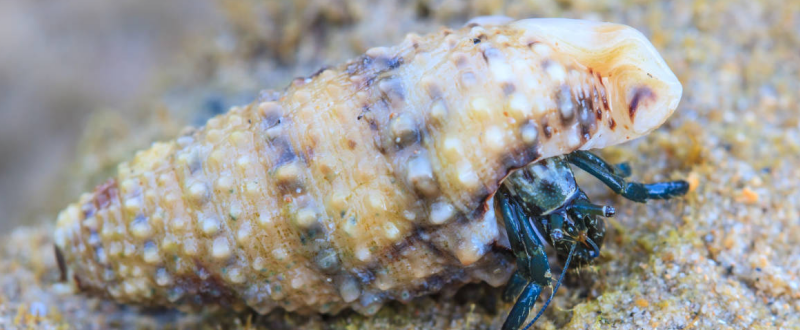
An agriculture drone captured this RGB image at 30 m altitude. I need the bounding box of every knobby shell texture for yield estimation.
[53,18,681,316]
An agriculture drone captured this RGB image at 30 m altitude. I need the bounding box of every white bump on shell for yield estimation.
[212,237,232,260]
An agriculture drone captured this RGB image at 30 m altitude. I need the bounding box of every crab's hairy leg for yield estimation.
[567,151,689,203]
[497,187,551,330]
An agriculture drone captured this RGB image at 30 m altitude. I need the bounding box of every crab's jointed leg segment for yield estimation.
[568,200,616,218]
[503,271,528,303]
[505,282,543,330]
[497,187,551,330]
[567,150,689,202]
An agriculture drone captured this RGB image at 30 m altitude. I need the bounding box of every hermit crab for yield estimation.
[54,17,688,329]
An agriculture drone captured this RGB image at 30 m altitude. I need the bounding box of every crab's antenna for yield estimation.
[523,243,577,330]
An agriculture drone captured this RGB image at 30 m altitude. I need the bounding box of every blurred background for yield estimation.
[1,0,799,328]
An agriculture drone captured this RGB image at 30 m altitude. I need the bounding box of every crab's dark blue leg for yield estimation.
[570,200,616,218]
[615,162,632,178]
[547,212,565,240]
[569,151,631,178]
[503,271,527,302]
[497,188,550,330]
[504,282,543,330]
[567,150,689,203]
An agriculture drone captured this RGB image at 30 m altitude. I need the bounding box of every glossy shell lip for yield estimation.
[511,18,683,148]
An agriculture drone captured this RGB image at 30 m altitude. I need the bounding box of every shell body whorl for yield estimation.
[54,18,681,315]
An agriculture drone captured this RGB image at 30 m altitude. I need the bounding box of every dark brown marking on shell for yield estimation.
[346,55,372,75]
[609,117,617,130]
[357,106,381,131]
[357,107,368,120]
[390,116,421,150]
[347,140,357,149]
[364,77,376,88]
[55,245,67,282]
[175,265,239,306]
[498,139,541,178]
[270,137,298,167]
[91,179,118,211]
[577,87,598,142]
[308,66,328,79]
[367,116,380,131]
[542,120,552,139]
[592,86,603,120]
[629,86,654,120]
[466,185,492,220]
[260,111,283,130]
[379,77,405,104]
[527,146,542,167]
[595,74,610,111]
[384,229,423,259]
[580,124,592,143]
